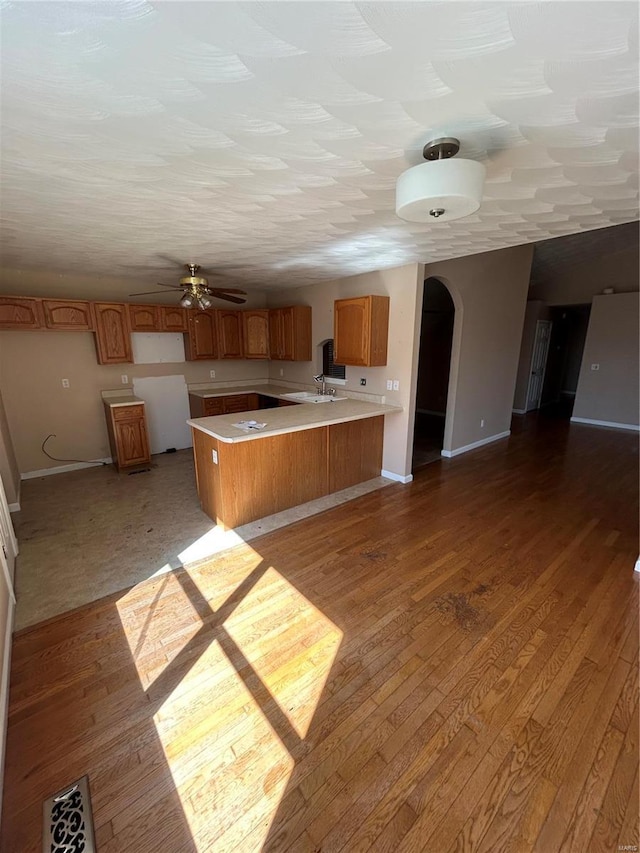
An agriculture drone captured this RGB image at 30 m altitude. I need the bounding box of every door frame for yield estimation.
[525,320,553,413]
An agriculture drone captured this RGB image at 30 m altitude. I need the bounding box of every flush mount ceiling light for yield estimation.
[395,138,486,223]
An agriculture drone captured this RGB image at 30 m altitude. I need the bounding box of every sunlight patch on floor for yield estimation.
[116,572,203,689]
[224,567,343,739]
[117,551,342,851]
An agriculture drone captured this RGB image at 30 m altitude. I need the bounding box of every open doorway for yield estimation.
[541,304,591,419]
[413,277,455,470]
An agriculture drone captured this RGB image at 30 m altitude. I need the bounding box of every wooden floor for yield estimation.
[2,415,638,852]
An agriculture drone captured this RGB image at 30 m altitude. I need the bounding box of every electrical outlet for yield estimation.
[481,419,485,428]
[386,380,393,391]
[392,380,399,391]
[61,379,70,389]
[121,374,128,385]
[591,363,600,371]
[209,369,216,379]
[279,368,284,377]
[360,378,366,386]
[211,449,218,464]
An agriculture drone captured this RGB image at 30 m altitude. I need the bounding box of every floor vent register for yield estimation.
[43,775,96,853]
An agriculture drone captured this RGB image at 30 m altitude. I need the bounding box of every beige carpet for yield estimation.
[13,450,392,630]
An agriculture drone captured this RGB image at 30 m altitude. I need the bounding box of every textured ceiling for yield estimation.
[0,1,638,294]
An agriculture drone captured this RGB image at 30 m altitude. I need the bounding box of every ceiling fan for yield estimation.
[130,263,247,308]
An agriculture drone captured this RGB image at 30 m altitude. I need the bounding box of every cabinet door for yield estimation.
[161,306,188,332]
[334,297,369,366]
[334,296,388,366]
[42,300,93,330]
[203,398,224,416]
[0,297,43,330]
[93,303,132,364]
[128,304,160,332]
[185,310,218,360]
[114,418,150,467]
[269,310,283,359]
[242,311,270,359]
[216,310,243,358]
[280,308,295,360]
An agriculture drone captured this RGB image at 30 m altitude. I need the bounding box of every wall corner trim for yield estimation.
[441,430,511,459]
[570,417,640,432]
[21,458,113,480]
[381,470,413,484]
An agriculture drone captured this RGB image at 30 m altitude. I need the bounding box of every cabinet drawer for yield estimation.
[203,398,224,416]
[112,404,145,421]
[222,394,252,414]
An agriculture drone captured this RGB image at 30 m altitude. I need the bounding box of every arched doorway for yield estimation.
[412,277,455,470]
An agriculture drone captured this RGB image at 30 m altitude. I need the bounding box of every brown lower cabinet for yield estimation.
[189,392,260,418]
[191,415,383,529]
[104,403,151,471]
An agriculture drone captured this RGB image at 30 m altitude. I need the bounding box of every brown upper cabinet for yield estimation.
[269,306,311,361]
[185,310,218,360]
[92,303,133,364]
[241,310,270,359]
[42,299,94,331]
[128,304,161,332]
[216,310,244,359]
[160,305,188,333]
[334,295,390,367]
[0,296,44,330]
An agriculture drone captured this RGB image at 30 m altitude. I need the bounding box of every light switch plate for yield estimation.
[212,449,218,464]
[61,379,70,389]
[591,364,600,371]
[386,380,393,390]
[210,370,216,379]
[392,380,399,391]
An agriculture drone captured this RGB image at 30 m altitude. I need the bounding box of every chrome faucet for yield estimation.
[313,373,327,395]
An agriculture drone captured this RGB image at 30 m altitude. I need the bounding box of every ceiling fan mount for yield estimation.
[130,262,247,307]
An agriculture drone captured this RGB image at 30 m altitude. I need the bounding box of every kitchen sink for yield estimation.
[281,392,347,404]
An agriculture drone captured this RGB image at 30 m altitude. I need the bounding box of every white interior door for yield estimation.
[0,475,17,590]
[526,320,552,412]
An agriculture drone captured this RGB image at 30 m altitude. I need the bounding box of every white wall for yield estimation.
[267,263,424,479]
[573,292,639,428]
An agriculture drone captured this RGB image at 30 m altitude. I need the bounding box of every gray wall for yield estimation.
[573,292,639,427]
[422,244,534,452]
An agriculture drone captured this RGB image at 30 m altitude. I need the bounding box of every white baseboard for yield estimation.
[0,593,15,811]
[8,502,20,513]
[381,470,413,484]
[21,457,113,480]
[570,417,640,432]
[512,408,527,415]
[441,430,511,459]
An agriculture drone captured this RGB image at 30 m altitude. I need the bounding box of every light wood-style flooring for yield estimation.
[2,415,638,852]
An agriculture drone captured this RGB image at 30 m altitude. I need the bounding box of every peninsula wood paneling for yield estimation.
[194,427,328,528]
[328,416,384,492]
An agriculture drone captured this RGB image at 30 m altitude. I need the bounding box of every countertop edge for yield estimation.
[187,403,401,444]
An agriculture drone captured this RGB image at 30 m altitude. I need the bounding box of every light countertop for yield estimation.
[102,395,145,407]
[188,383,298,400]
[188,399,402,443]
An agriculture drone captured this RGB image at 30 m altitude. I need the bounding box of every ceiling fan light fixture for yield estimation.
[395,137,486,223]
[198,294,213,309]
[180,293,195,308]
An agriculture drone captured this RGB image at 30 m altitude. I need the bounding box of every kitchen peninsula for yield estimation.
[188,387,401,529]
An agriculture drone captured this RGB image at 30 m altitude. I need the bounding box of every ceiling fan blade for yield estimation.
[129,289,182,296]
[210,291,246,304]
[210,287,247,295]
[155,281,184,289]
